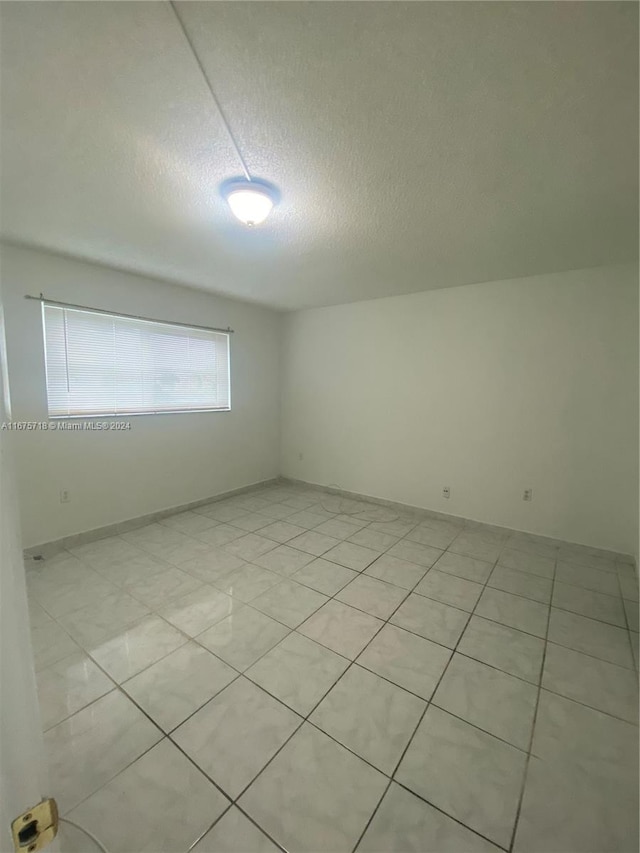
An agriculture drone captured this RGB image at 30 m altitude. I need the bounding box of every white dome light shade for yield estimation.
[220,178,279,226]
[227,188,273,225]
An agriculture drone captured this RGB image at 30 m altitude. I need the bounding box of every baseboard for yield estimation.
[280,475,635,564]
[25,473,635,566]
[23,477,279,558]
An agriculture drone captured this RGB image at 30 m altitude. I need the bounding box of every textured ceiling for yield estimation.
[1,1,637,310]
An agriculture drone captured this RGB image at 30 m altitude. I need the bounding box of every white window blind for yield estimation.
[42,304,231,417]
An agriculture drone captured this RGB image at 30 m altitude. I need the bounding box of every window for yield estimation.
[42,304,230,417]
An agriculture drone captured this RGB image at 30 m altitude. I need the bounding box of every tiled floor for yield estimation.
[26,483,639,853]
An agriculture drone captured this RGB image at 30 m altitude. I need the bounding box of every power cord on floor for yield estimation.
[318,483,400,523]
[59,817,110,853]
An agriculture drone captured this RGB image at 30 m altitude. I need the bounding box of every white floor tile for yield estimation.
[457,616,545,683]
[433,551,494,584]
[514,756,638,853]
[364,554,428,589]
[285,510,333,529]
[396,706,526,848]
[31,621,80,671]
[624,597,639,632]
[122,641,237,732]
[94,551,174,587]
[314,518,367,541]
[404,525,457,550]
[387,540,443,569]
[292,558,358,596]
[88,615,186,683]
[542,643,638,723]
[414,569,483,612]
[250,580,328,628]
[173,677,301,798]
[159,510,220,535]
[357,624,451,700]
[197,607,290,671]
[30,485,638,852]
[433,653,538,749]
[253,543,315,576]
[230,512,273,533]
[259,521,310,543]
[213,564,282,603]
[391,594,469,648]
[552,581,626,627]
[498,547,555,579]
[158,586,244,636]
[36,652,114,730]
[310,665,425,773]
[27,599,54,628]
[192,807,280,852]
[489,565,552,604]
[619,573,639,602]
[288,530,342,557]
[58,591,152,648]
[555,561,619,596]
[239,723,387,853]
[448,535,501,563]
[323,541,382,571]
[193,525,245,548]
[531,689,639,779]
[245,632,349,715]
[69,537,147,570]
[336,574,408,619]
[348,527,400,551]
[224,533,278,562]
[123,566,202,609]
[45,690,162,813]
[298,600,383,659]
[68,738,228,852]
[547,608,633,668]
[358,783,500,853]
[475,587,548,638]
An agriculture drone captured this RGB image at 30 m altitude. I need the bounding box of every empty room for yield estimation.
[0,2,638,853]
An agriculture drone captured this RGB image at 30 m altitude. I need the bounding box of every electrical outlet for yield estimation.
[523,488,532,502]
[442,486,450,499]
[298,453,304,462]
[60,489,70,503]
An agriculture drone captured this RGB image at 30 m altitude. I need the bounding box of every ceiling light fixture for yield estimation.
[220,177,279,227]
[169,1,279,227]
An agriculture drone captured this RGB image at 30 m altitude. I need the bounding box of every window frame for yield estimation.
[41,302,232,419]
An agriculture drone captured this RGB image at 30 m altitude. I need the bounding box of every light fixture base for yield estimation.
[220,177,280,226]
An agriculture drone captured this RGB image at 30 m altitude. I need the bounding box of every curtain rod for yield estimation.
[24,294,234,334]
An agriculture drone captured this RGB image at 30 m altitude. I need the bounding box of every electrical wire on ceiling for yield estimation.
[168,0,251,181]
[168,1,279,226]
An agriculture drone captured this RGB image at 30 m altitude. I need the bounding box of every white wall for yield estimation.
[1,244,282,548]
[281,265,639,556]
[0,274,53,852]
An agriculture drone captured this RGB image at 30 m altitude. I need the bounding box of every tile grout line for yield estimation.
[30,484,633,851]
[186,511,472,837]
[30,502,631,705]
[352,537,512,851]
[46,489,631,848]
[40,603,251,818]
[31,504,527,718]
[615,571,639,683]
[36,503,379,735]
[507,550,557,852]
